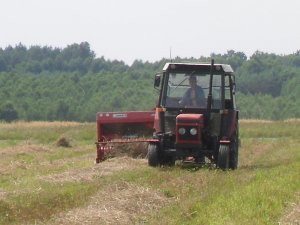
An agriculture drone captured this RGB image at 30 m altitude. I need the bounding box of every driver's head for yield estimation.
[189,76,197,88]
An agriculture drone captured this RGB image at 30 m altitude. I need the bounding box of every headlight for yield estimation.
[178,127,186,135]
[190,128,197,135]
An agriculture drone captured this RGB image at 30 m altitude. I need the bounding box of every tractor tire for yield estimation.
[217,144,230,170]
[229,133,239,170]
[148,144,159,167]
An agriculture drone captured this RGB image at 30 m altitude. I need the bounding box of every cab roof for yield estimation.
[163,63,234,74]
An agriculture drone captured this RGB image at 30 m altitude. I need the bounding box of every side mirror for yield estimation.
[154,73,161,88]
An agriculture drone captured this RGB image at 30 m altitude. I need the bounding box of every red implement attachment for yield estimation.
[96,111,156,163]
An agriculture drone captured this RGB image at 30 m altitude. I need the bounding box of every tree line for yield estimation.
[0,43,299,122]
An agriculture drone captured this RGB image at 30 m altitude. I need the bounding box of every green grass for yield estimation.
[0,121,96,144]
[0,120,299,225]
[0,183,97,224]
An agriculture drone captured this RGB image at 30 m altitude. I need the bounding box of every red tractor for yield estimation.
[96,60,239,170]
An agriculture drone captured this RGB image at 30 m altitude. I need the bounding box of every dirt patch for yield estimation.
[39,157,147,183]
[48,182,170,225]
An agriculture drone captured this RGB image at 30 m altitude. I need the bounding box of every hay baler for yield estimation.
[96,60,239,170]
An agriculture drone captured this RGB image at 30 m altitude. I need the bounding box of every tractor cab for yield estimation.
[155,62,235,111]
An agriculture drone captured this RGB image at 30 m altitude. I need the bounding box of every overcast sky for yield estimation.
[1,0,300,65]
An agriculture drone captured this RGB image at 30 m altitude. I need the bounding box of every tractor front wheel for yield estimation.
[217,144,230,170]
[229,133,239,170]
[148,144,159,167]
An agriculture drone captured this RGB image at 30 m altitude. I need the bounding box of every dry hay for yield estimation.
[279,192,300,224]
[0,142,50,156]
[39,157,147,184]
[279,204,300,224]
[240,119,300,124]
[240,119,274,124]
[0,189,7,200]
[0,121,84,129]
[283,118,300,123]
[48,182,170,225]
[105,142,148,159]
[0,143,49,174]
[0,187,44,201]
[239,142,274,168]
[56,137,72,147]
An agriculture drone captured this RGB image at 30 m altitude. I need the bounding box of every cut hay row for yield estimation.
[47,181,172,225]
[240,118,300,123]
[0,121,89,129]
[0,142,50,155]
[39,157,147,184]
[279,192,300,224]
[1,119,299,128]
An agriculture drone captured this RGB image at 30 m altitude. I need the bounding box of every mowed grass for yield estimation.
[0,120,299,225]
[0,122,98,224]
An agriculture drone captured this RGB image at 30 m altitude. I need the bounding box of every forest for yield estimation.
[0,42,300,122]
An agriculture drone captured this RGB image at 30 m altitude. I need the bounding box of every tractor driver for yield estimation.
[179,75,205,107]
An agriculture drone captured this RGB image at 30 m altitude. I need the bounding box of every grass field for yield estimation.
[0,120,299,225]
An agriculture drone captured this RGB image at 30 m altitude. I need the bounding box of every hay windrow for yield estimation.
[48,182,171,225]
[0,189,8,200]
[239,142,274,168]
[279,203,300,224]
[0,142,50,156]
[279,192,300,224]
[105,142,148,159]
[56,137,72,147]
[240,119,274,124]
[0,121,85,129]
[39,157,147,183]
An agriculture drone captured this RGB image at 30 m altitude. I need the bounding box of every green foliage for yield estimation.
[0,101,18,122]
[0,44,300,121]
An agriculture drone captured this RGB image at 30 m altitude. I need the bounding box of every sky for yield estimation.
[1,0,300,65]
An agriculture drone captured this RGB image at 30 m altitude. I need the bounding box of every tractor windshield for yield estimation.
[165,72,222,109]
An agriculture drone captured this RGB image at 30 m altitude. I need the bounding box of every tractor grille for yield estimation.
[165,116,176,133]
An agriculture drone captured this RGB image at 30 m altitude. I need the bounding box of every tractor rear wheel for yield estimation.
[148,144,159,167]
[229,133,239,170]
[217,144,230,170]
